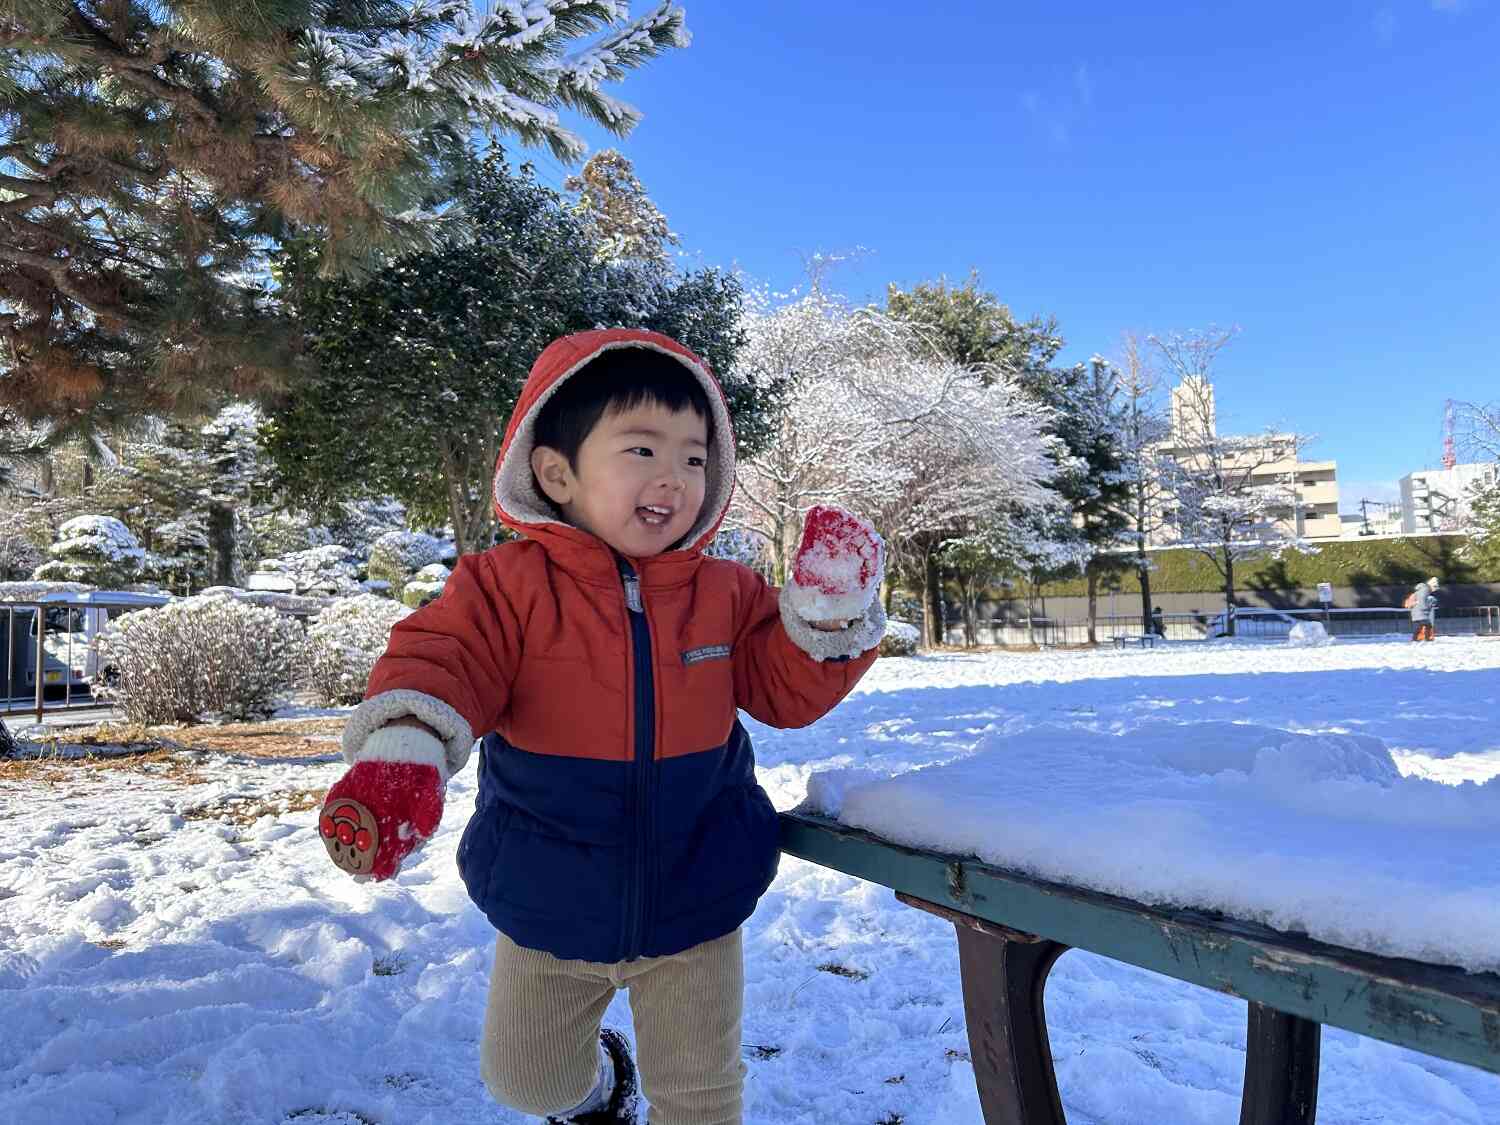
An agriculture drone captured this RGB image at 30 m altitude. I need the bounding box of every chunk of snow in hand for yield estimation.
[788,506,883,622]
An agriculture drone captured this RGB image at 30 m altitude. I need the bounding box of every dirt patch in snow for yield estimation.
[1,717,344,783]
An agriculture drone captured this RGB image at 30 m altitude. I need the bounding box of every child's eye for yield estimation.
[686,456,707,468]
[628,447,653,457]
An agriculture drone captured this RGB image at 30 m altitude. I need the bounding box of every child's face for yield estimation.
[533,400,710,559]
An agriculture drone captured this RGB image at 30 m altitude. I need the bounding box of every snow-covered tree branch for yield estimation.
[731,290,1059,645]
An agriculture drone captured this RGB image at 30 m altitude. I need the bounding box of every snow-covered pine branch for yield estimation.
[297,1,687,163]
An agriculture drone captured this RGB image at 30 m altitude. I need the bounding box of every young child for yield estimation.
[319,328,886,1124]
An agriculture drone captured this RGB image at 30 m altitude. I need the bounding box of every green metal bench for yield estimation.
[1110,633,1158,649]
[780,810,1500,1124]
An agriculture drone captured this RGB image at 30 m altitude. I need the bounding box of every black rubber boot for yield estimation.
[546,1028,638,1124]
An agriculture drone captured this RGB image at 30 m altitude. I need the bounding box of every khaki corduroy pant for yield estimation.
[480,927,746,1125]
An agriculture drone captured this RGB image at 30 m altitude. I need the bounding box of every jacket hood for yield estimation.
[492,329,736,561]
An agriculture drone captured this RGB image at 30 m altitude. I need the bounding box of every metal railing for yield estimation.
[3,601,111,722]
[3,592,333,724]
[940,605,1500,647]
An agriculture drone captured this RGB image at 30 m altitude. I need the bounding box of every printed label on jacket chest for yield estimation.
[682,643,732,666]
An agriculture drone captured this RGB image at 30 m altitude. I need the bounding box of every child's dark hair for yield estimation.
[532,346,715,468]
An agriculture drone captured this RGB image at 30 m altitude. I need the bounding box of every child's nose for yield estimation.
[656,465,686,491]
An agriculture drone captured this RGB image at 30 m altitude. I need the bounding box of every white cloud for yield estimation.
[1373,5,1397,44]
[1074,62,1093,108]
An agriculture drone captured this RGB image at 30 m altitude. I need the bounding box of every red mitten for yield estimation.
[319,729,446,880]
[786,505,884,623]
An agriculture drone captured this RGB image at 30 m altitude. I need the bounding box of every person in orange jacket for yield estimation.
[318,329,886,1124]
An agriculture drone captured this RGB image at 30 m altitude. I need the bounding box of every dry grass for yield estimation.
[1,717,345,785]
[180,787,326,826]
[146,718,345,761]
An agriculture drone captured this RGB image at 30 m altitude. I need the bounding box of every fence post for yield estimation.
[34,606,45,725]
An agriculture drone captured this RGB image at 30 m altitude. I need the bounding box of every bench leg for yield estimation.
[1239,1002,1320,1125]
[955,923,1070,1125]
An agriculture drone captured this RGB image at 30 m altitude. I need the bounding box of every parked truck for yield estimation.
[2,590,172,702]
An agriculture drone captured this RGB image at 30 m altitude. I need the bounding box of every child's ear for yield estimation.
[531,445,575,506]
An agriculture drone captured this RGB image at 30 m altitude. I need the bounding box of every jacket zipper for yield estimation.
[619,561,656,961]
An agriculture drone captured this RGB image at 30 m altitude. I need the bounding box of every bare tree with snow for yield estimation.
[1151,329,1311,636]
[731,291,1059,647]
[1110,331,1175,628]
[728,292,903,583]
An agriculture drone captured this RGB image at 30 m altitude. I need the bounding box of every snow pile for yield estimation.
[304,594,412,705]
[1288,620,1333,647]
[96,594,305,723]
[805,719,1500,970]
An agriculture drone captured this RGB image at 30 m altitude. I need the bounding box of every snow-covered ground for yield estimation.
[3,636,1499,1124]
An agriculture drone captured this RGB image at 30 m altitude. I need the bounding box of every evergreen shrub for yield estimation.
[367,531,446,598]
[96,595,303,723]
[303,595,411,706]
[400,564,451,609]
[880,619,920,657]
[1032,536,1493,597]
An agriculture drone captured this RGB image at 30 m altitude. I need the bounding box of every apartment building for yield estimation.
[1149,377,1342,545]
[1399,462,1500,533]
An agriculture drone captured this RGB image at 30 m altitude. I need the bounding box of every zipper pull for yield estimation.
[622,573,644,614]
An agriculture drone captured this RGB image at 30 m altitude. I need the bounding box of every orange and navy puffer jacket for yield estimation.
[342,328,885,963]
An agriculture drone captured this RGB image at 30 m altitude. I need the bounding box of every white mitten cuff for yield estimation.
[779,585,887,662]
[355,723,451,783]
[342,689,475,778]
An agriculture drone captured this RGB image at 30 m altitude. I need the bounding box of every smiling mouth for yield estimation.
[637,505,673,526]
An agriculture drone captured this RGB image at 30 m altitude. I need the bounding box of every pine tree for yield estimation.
[0,0,688,419]
[265,150,751,556]
[565,148,678,264]
[885,271,1062,380]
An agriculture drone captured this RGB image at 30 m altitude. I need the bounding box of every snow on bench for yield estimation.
[783,721,1500,1124]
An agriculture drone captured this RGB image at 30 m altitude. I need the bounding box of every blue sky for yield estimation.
[531,1,1500,509]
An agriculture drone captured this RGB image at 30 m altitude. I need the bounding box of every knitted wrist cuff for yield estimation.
[356,724,450,782]
[343,689,475,777]
[778,585,887,662]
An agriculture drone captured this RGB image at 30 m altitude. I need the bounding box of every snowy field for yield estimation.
[3,636,1500,1124]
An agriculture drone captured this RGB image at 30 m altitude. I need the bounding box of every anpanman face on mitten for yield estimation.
[318,757,446,881]
[320,798,380,875]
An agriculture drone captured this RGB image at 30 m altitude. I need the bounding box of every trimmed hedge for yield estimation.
[1034,536,1495,597]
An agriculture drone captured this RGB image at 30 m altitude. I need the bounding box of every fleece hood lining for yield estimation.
[493,339,736,554]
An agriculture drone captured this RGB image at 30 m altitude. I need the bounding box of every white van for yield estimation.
[2,589,172,698]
